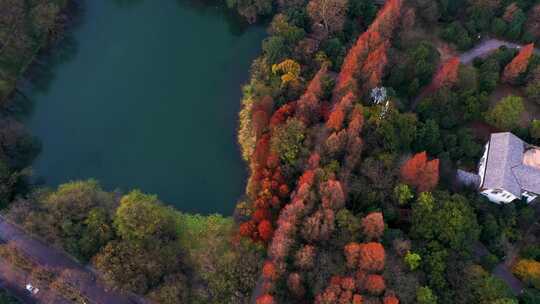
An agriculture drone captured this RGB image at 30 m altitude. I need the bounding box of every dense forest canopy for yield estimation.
[1,0,540,303]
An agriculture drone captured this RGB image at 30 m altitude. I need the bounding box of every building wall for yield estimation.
[480,188,519,204]
[478,143,489,187]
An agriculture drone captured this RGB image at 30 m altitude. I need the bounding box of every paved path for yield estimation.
[412,39,540,108]
[0,216,144,304]
[459,39,523,64]
[0,259,70,304]
[493,263,524,296]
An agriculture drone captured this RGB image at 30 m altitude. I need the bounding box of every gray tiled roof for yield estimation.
[482,133,540,196]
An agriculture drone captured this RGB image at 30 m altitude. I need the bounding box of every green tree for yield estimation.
[271,117,306,165]
[394,183,414,206]
[114,190,178,243]
[412,192,480,250]
[34,180,116,261]
[415,119,443,155]
[417,286,438,304]
[485,95,524,131]
[526,81,540,105]
[404,251,422,271]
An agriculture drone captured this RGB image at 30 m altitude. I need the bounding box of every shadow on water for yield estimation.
[176,0,256,35]
[110,0,145,8]
[7,0,84,119]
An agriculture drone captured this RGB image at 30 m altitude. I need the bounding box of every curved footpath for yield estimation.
[0,216,145,304]
[412,38,540,108]
[459,38,540,64]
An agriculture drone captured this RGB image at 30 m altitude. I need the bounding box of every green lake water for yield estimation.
[24,0,265,214]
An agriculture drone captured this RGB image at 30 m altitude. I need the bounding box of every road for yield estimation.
[0,216,145,304]
[459,39,525,64]
[412,38,540,108]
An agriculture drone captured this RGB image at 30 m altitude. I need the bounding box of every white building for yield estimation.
[478,132,540,204]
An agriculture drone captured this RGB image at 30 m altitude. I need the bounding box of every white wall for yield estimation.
[481,189,518,204]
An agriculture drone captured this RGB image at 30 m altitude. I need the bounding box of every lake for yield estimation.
[24,0,265,214]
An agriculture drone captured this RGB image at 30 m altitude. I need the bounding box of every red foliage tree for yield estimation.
[287,272,305,298]
[334,31,383,98]
[361,212,385,241]
[239,220,256,238]
[278,184,290,198]
[334,0,402,97]
[270,103,296,127]
[364,274,385,295]
[430,57,460,92]
[266,153,280,169]
[326,130,348,156]
[256,294,275,304]
[262,261,278,281]
[296,64,328,125]
[384,295,400,304]
[400,152,440,193]
[502,43,535,83]
[341,277,356,291]
[347,106,364,138]
[295,244,316,270]
[320,179,346,210]
[299,170,316,186]
[327,92,355,131]
[253,134,271,168]
[258,220,274,241]
[368,0,403,38]
[360,42,389,92]
[253,209,272,222]
[252,110,269,139]
[353,294,363,304]
[302,209,335,242]
[358,242,386,272]
[344,242,362,269]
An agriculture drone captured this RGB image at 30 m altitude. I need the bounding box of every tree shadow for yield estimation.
[110,0,146,8]
[175,0,255,36]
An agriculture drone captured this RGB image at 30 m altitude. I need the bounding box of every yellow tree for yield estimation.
[272,59,301,87]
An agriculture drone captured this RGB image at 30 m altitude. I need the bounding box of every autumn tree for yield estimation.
[307,0,348,35]
[512,259,540,289]
[400,152,439,193]
[272,59,301,87]
[256,294,275,304]
[368,0,403,38]
[384,295,400,304]
[296,64,328,125]
[320,179,346,210]
[361,212,384,241]
[360,42,389,92]
[345,242,362,269]
[287,273,306,297]
[258,220,274,241]
[429,57,460,92]
[262,261,278,281]
[358,242,386,272]
[364,274,386,295]
[502,43,535,84]
[295,245,316,270]
[334,31,383,97]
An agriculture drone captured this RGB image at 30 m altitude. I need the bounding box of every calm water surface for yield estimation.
[25,0,265,214]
